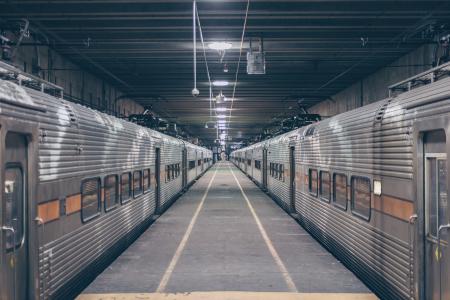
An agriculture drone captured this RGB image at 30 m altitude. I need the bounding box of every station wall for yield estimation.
[309,44,435,117]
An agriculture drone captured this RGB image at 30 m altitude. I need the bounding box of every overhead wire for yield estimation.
[227,0,251,136]
[195,5,215,121]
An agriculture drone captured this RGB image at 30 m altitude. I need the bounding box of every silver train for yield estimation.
[231,63,450,300]
[0,75,212,299]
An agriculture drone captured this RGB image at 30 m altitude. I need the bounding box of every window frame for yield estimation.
[333,173,348,211]
[120,172,132,204]
[81,177,101,223]
[350,176,372,221]
[319,171,331,202]
[308,168,318,197]
[133,170,143,198]
[104,174,119,212]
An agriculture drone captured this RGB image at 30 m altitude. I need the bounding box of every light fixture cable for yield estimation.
[195,6,215,120]
[228,0,251,135]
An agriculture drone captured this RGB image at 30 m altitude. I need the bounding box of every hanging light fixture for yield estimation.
[215,91,226,104]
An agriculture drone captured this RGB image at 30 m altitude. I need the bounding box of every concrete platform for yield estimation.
[79,162,375,299]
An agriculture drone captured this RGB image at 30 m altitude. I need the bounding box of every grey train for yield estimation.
[231,63,450,300]
[0,77,212,299]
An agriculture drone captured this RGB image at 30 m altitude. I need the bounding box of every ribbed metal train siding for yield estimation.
[160,138,183,210]
[230,76,450,300]
[38,192,157,298]
[187,146,197,183]
[267,133,292,211]
[0,80,212,299]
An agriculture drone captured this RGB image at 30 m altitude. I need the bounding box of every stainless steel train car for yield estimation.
[231,62,450,300]
[0,73,212,299]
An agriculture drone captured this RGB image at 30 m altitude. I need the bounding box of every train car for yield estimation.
[231,63,450,300]
[0,71,212,300]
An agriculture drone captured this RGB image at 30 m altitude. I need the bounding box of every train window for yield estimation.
[143,169,151,192]
[189,160,196,170]
[333,173,347,210]
[104,175,119,211]
[319,171,331,202]
[269,163,273,175]
[120,172,132,204]
[351,176,371,220]
[247,159,251,166]
[255,160,261,170]
[279,164,284,181]
[168,165,171,181]
[4,166,25,249]
[81,178,101,222]
[198,159,202,166]
[133,170,143,197]
[308,169,318,196]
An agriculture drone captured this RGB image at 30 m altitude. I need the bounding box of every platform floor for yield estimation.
[79,162,376,300]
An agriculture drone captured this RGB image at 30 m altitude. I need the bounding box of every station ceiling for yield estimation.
[1,0,450,143]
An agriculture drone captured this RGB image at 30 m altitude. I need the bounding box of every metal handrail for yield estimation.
[408,214,417,300]
[2,225,16,300]
[388,61,450,97]
[0,60,63,98]
[437,224,450,300]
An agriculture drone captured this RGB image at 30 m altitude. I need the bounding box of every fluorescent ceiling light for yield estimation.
[213,80,229,87]
[216,114,226,119]
[215,107,228,112]
[208,42,232,51]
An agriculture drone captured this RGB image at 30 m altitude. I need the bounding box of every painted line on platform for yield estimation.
[229,165,298,293]
[77,291,378,300]
[155,163,220,292]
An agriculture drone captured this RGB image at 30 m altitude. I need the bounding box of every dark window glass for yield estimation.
[189,160,196,170]
[198,159,202,166]
[333,173,347,209]
[133,170,143,197]
[104,175,118,211]
[351,177,371,220]
[320,171,331,202]
[309,169,318,196]
[81,178,101,222]
[4,166,24,249]
[121,172,132,203]
[279,164,284,181]
[143,169,151,192]
[247,159,251,166]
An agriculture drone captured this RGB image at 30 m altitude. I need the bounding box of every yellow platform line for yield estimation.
[77,291,378,300]
[156,163,220,292]
[229,165,298,292]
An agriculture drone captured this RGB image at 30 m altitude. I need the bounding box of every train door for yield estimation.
[289,146,296,212]
[155,147,161,213]
[201,153,204,172]
[250,150,254,178]
[182,148,187,188]
[244,152,248,173]
[422,129,450,300]
[1,132,29,300]
[263,148,268,189]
